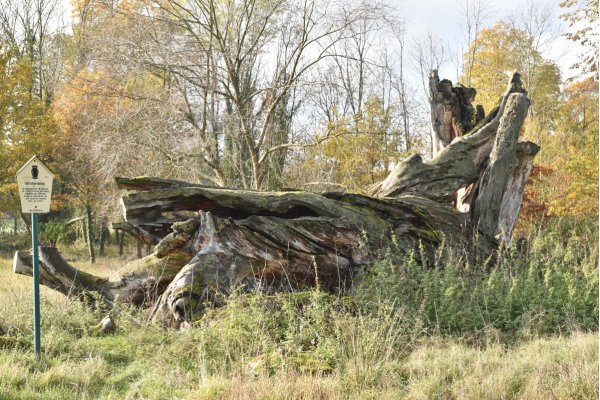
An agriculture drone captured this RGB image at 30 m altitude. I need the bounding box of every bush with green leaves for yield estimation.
[353,217,598,340]
[39,218,71,247]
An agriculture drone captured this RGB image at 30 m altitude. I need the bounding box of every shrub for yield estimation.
[353,217,599,340]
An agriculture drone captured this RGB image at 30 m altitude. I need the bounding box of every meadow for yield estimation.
[0,218,597,400]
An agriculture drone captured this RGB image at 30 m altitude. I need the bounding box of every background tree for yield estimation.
[536,78,598,220]
[59,0,422,191]
[560,0,599,80]
[463,21,560,113]
[0,0,67,105]
[462,21,561,149]
[0,42,65,228]
[458,0,491,86]
[0,0,67,223]
[304,96,405,191]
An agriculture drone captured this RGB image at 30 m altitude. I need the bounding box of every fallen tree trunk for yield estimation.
[14,72,539,328]
[13,247,191,307]
[13,248,113,303]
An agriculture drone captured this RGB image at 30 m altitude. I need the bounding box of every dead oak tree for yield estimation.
[14,72,539,328]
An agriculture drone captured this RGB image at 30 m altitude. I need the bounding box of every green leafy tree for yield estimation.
[518,78,598,230]
[462,21,561,138]
[0,43,64,223]
[546,78,598,218]
[305,97,408,192]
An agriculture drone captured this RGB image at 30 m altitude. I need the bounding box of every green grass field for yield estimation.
[0,258,597,400]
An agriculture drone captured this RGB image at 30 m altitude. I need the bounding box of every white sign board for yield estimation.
[16,156,54,214]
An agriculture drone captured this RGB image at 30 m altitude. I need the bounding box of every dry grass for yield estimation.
[0,256,125,335]
[190,333,598,400]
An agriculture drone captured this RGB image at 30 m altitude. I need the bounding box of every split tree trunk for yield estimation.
[14,72,539,329]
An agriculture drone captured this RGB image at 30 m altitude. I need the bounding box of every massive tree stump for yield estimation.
[13,72,539,328]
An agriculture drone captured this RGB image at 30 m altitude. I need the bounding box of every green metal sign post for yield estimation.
[31,214,41,357]
[16,156,54,359]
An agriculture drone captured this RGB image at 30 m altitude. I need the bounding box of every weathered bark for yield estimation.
[429,70,484,156]
[370,71,526,202]
[115,176,216,191]
[472,93,530,242]
[494,141,540,244]
[146,193,487,327]
[13,72,540,328]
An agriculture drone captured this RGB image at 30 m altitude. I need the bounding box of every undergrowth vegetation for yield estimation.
[0,218,597,399]
[357,217,599,340]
